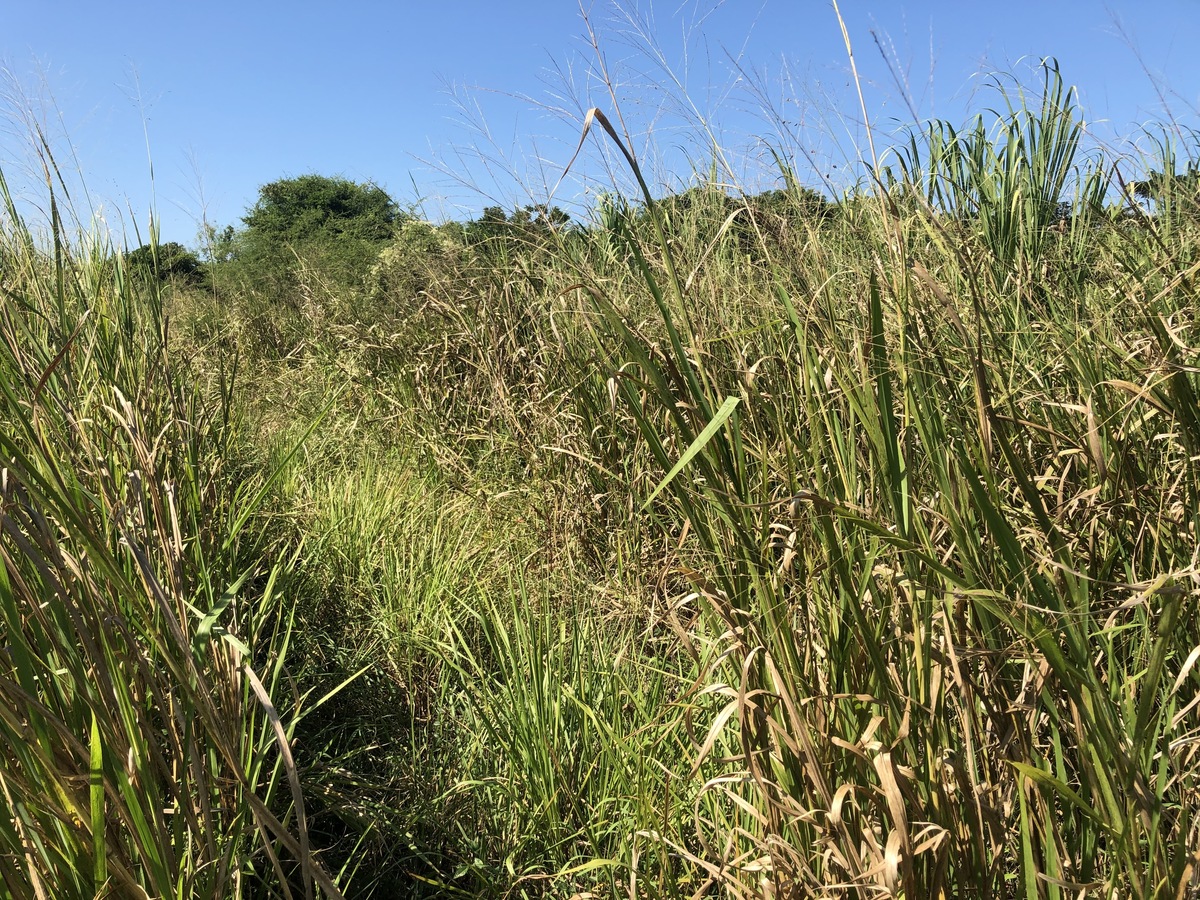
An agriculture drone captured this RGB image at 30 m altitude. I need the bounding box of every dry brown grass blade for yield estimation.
[1084,395,1106,480]
[908,261,993,456]
[1104,377,1173,417]
[31,308,89,415]
[243,662,326,900]
[0,767,50,900]
[909,264,968,343]
[872,752,914,895]
[553,107,639,202]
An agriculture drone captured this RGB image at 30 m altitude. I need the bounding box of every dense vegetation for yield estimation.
[2,61,1200,898]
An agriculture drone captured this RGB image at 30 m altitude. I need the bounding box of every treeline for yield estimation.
[126,174,839,298]
[130,152,1200,311]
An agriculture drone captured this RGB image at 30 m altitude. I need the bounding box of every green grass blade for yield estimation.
[641,395,740,511]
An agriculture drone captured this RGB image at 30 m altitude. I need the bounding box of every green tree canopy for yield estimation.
[1127,165,1200,216]
[238,174,403,296]
[242,174,400,244]
[125,241,204,286]
[464,203,570,245]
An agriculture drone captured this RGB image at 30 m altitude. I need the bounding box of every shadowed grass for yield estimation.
[0,162,345,897]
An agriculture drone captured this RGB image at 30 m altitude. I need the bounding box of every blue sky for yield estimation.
[3,1,1198,245]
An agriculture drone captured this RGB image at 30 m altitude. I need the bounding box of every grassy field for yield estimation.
[1,61,1199,898]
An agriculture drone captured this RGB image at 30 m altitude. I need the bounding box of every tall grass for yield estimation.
[561,66,1200,897]
[7,42,1200,900]
[0,166,343,897]
[889,60,1109,290]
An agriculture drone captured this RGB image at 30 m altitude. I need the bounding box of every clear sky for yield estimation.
[3,1,1198,245]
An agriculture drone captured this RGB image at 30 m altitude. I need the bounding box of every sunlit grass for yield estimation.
[557,63,1200,898]
[0,166,346,896]
[4,48,1200,900]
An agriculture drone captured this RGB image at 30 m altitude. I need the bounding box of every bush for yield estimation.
[235,174,403,298]
[126,240,206,286]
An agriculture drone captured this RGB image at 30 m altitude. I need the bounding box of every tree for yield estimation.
[125,241,205,286]
[1127,165,1200,213]
[237,174,402,296]
[464,204,570,246]
[202,224,237,264]
[243,175,399,244]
